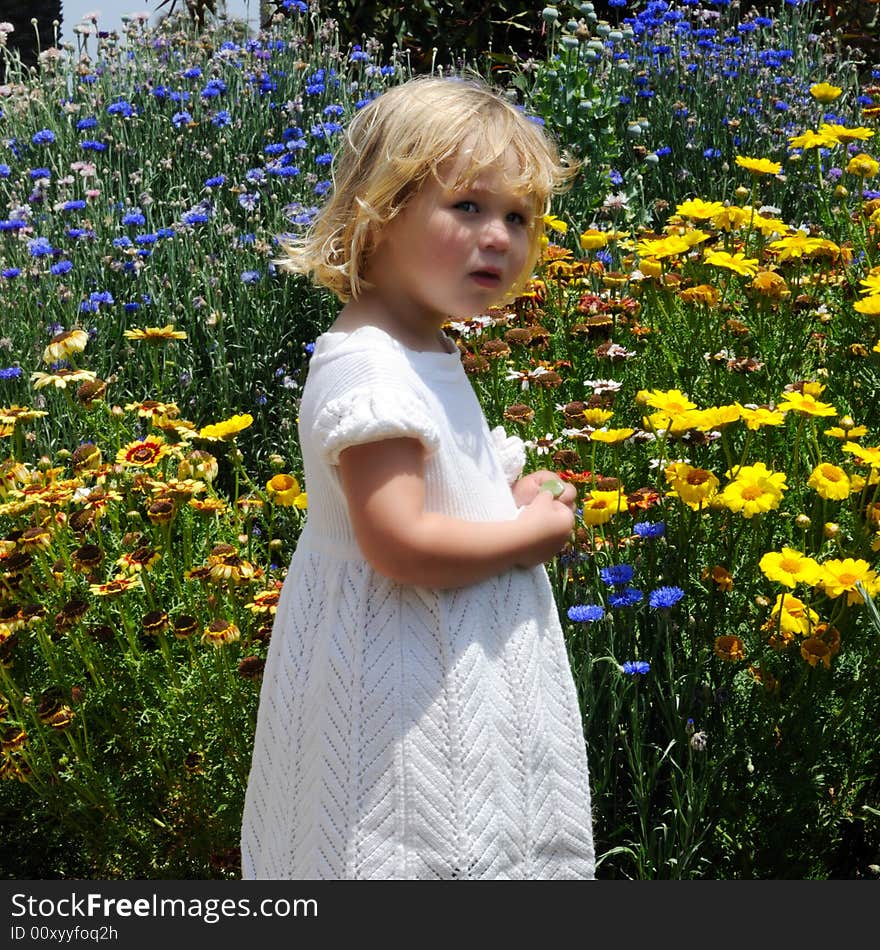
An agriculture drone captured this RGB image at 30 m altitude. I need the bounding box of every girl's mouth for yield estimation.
[470,270,502,288]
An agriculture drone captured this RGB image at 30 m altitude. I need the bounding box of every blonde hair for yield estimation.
[273,74,580,302]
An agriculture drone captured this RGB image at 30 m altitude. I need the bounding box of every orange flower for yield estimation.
[714,635,745,662]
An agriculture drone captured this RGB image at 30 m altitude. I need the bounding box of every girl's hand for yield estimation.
[511,469,578,513]
[513,488,575,568]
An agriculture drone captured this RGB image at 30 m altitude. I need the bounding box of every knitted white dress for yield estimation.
[240,324,595,880]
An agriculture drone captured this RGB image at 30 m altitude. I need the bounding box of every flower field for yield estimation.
[1,1,879,878]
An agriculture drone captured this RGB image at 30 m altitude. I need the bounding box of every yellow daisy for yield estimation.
[735,155,782,176]
[759,548,822,588]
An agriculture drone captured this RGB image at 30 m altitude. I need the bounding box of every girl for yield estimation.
[241,75,595,880]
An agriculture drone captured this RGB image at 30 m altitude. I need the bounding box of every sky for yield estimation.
[57,1,260,44]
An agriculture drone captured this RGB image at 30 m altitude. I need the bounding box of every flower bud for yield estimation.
[795,514,811,530]
[824,521,840,539]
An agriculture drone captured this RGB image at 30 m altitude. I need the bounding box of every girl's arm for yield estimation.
[338,438,574,589]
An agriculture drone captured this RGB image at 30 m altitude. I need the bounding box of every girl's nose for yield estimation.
[481,216,510,250]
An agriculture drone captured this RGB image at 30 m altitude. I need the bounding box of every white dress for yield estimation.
[240,325,595,879]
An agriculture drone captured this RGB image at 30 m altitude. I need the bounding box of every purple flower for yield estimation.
[567,604,605,623]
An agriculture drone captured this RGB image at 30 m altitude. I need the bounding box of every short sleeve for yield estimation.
[315,387,441,465]
[490,425,526,485]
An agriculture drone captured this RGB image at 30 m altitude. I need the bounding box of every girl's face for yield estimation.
[363,147,534,341]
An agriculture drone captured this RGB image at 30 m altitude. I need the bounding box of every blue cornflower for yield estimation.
[608,586,644,608]
[350,45,370,62]
[181,209,210,225]
[172,111,193,128]
[240,270,261,283]
[621,660,650,676]
[62,199,87,211]
[80,140,107,152]
[113,236,133,248]
[50,260,73,276]
[82,295,115,313]
[27,237,53,257]
[107,100,135,118]
[0,366,23,379]
[314,180,332,195]
[649,586,685,609]
[610,169,624,185]
[633,521,665,539]
[1,267,21,278]
[703,148,722,160]
[76,117,98,130]
[238,193,260,211]
[135,234,158,245]
[600,563,635,587]
[655,146,672,157]
[283,0,308,10]
[122,209,146,226]
[30,168,51,180]
[204,174,226,188]
[315,152,333,165]
[0,219,26,231]
[182,66,202,79]
[567,604,605,623]
[32,129,56,145]
[211,110,231,127]
[0,164,9,177]
[311,121,343,138]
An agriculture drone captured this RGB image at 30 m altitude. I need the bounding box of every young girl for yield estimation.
[241,75,595,880]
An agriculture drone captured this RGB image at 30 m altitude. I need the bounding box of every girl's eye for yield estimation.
[455,200,478,213]
[507,211,527,225]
